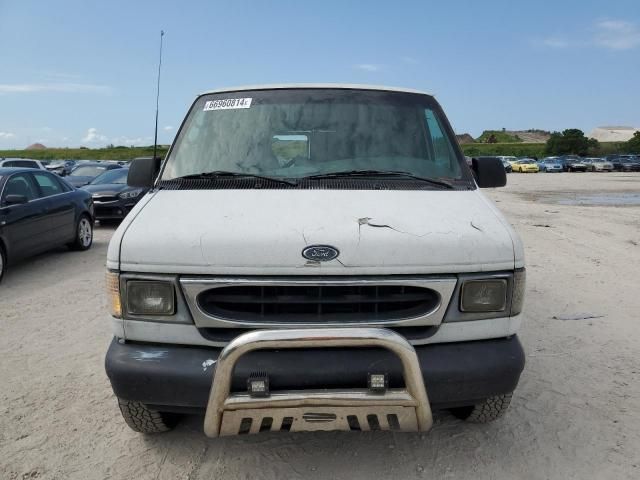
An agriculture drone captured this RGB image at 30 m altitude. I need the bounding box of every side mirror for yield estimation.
[128,157,162,188]
[472,157,507,188]
[4,194,29,205]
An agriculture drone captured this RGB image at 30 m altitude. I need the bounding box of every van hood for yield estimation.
[108,189,523,275]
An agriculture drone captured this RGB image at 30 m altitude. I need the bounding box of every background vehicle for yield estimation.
[537,158,563,172]
[0,158,47,170]
[512,159,539,172]
[105,85,525,438]
[611,155,640,172]
[0,168,94,282]
[583,158,614,172]
[501,159,512,173]
[496,156,517,169]
[66,162,122,187]
[559,156,588,172]
[46,160,77,176]
[81,168,147,222]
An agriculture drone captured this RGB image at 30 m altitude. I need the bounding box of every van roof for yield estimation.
[199,84,433,97]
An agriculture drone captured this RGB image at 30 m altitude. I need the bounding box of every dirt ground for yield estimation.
[1,172,639,479]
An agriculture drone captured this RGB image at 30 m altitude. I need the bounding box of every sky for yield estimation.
[0,0,639,149]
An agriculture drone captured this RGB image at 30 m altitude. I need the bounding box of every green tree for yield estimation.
[545,129,599,156]
[626,131,640,154]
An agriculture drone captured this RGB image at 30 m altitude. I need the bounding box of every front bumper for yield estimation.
[105,333,525,415]
[93,199,137,220]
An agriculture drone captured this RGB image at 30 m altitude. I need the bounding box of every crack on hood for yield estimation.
[470,220,484,232]
[358,216,449,244]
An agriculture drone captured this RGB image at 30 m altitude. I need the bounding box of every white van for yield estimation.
[105,84,525,437]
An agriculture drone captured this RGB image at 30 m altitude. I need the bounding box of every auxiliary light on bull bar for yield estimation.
[368,373,388,394]
[247,372,270,398]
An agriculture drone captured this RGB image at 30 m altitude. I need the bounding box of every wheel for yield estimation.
[450,393,513,423]
[68,214,93,251]
[117,398,179,433]
[0,243,6,283]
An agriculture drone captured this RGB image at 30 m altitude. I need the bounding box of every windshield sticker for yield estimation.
[203,98,252,111]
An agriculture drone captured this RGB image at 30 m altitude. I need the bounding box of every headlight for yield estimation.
[119,189,143,199]
[460,279,507,312]
[106,270,122,318]
[126,280,175,315]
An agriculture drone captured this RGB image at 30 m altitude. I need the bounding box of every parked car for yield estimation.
[104,84,525,438]
[611,155,640,172]
[66,162,122,188]
[558,156,588,172]
[81,168,147,221]
[46,160,77,176]
[0,168,94,282]
[0,158,47,170]
[498,155,518,166]
[512,159,539,173]
[537,158,563,172]
[582,158,614,172]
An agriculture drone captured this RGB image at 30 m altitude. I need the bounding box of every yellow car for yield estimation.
[512,159,540,173]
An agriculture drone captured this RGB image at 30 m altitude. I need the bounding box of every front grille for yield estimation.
[197,285,440,323]
[93,195,119,202]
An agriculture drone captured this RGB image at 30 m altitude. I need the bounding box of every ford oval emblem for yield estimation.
[302,245,340,262]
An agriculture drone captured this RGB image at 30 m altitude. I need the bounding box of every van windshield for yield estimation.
[161,89,469,183]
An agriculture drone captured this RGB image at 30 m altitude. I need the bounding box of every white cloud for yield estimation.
[536,19,640,51]
[0,131,16,139]
[82,127,108,143]
[541,37,571,48]
[0,83,112,95]
[163,125,173,131]
[401,56,420,64]
[354,63,382,72]
[111,135,153,147]
[594,20,640,50]
[80,128,152,147]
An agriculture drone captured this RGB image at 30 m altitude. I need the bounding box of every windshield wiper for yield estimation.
[303,170,455,189]
[175,171,298,186]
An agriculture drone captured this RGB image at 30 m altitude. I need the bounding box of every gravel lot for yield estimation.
[2,173,639,480]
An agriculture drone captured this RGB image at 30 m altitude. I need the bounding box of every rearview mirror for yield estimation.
[128,157,162,188]
[472,157,507,188]
[272,134,309,165]
[4,194,29,205]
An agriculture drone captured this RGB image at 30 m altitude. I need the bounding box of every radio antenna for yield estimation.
[152,30,165,161]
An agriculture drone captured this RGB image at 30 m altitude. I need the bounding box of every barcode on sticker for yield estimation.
[203,98,252,111]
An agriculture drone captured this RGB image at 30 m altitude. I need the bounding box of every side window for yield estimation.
[424,108,460,176]
[33,172,64,197]
[2,174,39,203]
[4,160,37,168]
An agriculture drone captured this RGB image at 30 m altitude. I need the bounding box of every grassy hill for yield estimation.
[474,129,552,144]
[0,146,170,161]
[1,141,628,163]
[461,141,626,158]
[475,130,523,143]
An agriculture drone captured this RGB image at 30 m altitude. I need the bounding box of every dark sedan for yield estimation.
[66,162,122,188]
[0,168,94,282]
[81,168,147,222]
[558,156,588,172]
[611,156,640,172]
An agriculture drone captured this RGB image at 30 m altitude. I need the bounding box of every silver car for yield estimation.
[583,158,613,172]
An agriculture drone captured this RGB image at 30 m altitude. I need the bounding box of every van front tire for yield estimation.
[117,398,179,433]
[450,393,513,423]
